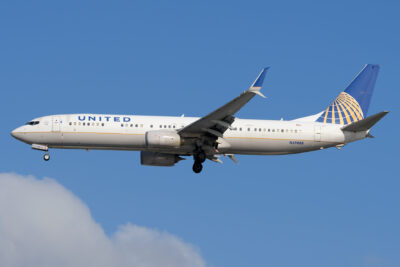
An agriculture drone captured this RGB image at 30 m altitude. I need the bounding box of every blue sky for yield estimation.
[1,0,399,266]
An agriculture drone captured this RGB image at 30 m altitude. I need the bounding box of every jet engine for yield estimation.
[145,130,181,148]
[140,151,183,166]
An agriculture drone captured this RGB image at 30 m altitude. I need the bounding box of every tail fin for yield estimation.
[316,64,380,125]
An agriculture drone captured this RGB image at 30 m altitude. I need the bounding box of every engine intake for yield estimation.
[140,151,183,166]
[145,130,181,148]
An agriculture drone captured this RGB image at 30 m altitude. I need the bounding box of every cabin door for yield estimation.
[52,116,61,132]
[314,125,321,142]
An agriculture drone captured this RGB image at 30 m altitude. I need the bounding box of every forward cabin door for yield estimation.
[314,125,321,142]
[52,116,61,132]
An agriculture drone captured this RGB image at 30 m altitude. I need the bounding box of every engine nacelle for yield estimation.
[140,151,182,166]
[145,130,181,148]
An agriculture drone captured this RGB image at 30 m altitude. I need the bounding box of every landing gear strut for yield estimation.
[192,151,206,173]
[194,151,206,163]
[43,153,50,161]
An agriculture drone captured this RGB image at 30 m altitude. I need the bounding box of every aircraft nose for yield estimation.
[11,128,17,138]
[11,127,23,140]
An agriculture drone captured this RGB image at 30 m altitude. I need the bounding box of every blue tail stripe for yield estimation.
[344,64,379,116]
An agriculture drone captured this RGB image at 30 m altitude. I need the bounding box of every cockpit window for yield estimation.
[25,121,40,126]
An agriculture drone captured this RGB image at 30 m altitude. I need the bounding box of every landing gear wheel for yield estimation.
[44,153,50,161]
[192,161,203,173]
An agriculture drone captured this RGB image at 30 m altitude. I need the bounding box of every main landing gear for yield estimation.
[192,151,206,174]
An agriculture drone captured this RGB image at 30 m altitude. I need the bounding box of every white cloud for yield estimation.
[0,173,206,267]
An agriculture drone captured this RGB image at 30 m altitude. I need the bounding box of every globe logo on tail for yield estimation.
[317,92,364,125]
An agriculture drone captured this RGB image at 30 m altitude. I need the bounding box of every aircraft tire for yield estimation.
[192,161,203,173]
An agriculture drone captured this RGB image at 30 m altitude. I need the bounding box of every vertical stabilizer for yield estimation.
[316,64,380,125]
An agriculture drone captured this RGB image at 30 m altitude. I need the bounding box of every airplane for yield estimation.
[11,64,388,173]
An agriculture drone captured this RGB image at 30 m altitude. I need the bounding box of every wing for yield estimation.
[179,68,269,138]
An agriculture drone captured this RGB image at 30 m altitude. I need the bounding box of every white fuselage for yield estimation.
[11,114,367,155]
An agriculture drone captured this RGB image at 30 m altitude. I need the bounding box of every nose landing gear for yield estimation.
[31,144,50,162]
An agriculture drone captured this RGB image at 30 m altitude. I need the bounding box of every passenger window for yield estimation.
[121,124,124,127]
[248,128,250,131]
[135,124,138,127]
[69,122,72,126]
[83,122,86,126]
[239,128,242,131]
[102,123,104,126]
[150,125,153,128]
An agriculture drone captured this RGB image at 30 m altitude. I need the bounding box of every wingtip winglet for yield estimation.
[249,67,269,94]
[253,90,266,98]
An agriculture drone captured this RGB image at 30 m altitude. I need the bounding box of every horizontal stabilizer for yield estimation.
[341,111,389,132]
